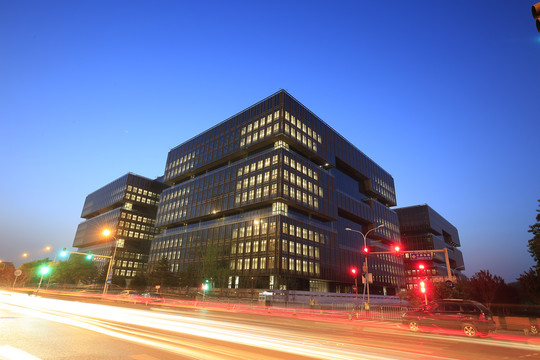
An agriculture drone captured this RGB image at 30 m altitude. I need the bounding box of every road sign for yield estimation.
[14,270,22,277]
[445,280,454,288]
[106,280,112,284]
[410,252,432,261]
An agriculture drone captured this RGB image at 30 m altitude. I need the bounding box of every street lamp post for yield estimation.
[102,229,119,296]
[345,224,385,309]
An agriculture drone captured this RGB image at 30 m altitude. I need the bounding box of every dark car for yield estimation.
[138,292,164,303]
[402,299,496,337]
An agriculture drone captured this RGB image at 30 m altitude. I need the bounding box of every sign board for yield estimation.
[14,270,22,277]
[106,280,112,284]
[410,252,432,261]
[361,273,373,284]
[446,280,454,288]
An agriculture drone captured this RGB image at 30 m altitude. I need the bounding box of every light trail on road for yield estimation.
[1,291,539,360]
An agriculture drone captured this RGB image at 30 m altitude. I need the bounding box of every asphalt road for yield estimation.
[1,290,539,360]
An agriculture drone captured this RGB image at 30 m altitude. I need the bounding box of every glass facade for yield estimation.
[149,91,404,293]
[395,204,465,289]
[73,173,169,279]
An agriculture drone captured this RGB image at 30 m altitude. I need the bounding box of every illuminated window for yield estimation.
[256,187,262,198]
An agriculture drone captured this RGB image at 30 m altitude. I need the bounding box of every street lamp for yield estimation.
[102,229,119,296]
[345,224,385,309]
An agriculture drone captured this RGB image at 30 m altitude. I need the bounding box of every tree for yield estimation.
[130,272,147,290]
[518,267,540,305]
[469,270,504,309]
[527,200,540,268]
[178,264,199,287]
[433,278,472,300]
[52,256,98,285]
[201,244,230,289]
[0,262,16,286]
[518,200,540,304]
[148,256,178,288]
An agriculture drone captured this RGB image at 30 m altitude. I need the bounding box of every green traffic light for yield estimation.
[60,248,68,257]
[85,253,93,260]
[39,266,50,275]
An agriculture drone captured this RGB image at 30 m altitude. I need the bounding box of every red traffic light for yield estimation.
[351,267,357,275]
[363,246,369,254]
[394,245,401,252]
[418,264,425,270]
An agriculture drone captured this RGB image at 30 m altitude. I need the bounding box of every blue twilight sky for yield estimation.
[0,1,538,282]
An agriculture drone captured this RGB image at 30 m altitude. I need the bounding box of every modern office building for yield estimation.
[148,90,404,294]
[73,173,168,280]
[394,204,465,290]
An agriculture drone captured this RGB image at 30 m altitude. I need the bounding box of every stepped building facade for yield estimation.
[148,91,405,294]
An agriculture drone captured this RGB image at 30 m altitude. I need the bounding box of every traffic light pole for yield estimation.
[103,238,119,297]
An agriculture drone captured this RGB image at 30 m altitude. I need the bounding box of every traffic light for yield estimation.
[393,245,401,253]
[39,265,50,276]
[418,263,425,270]
[85,253,93,260]
[201,280,209,291]
[363,246,369,254]
[60,248,68,257]
[351,267,357,276]
[533,3,540,32]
